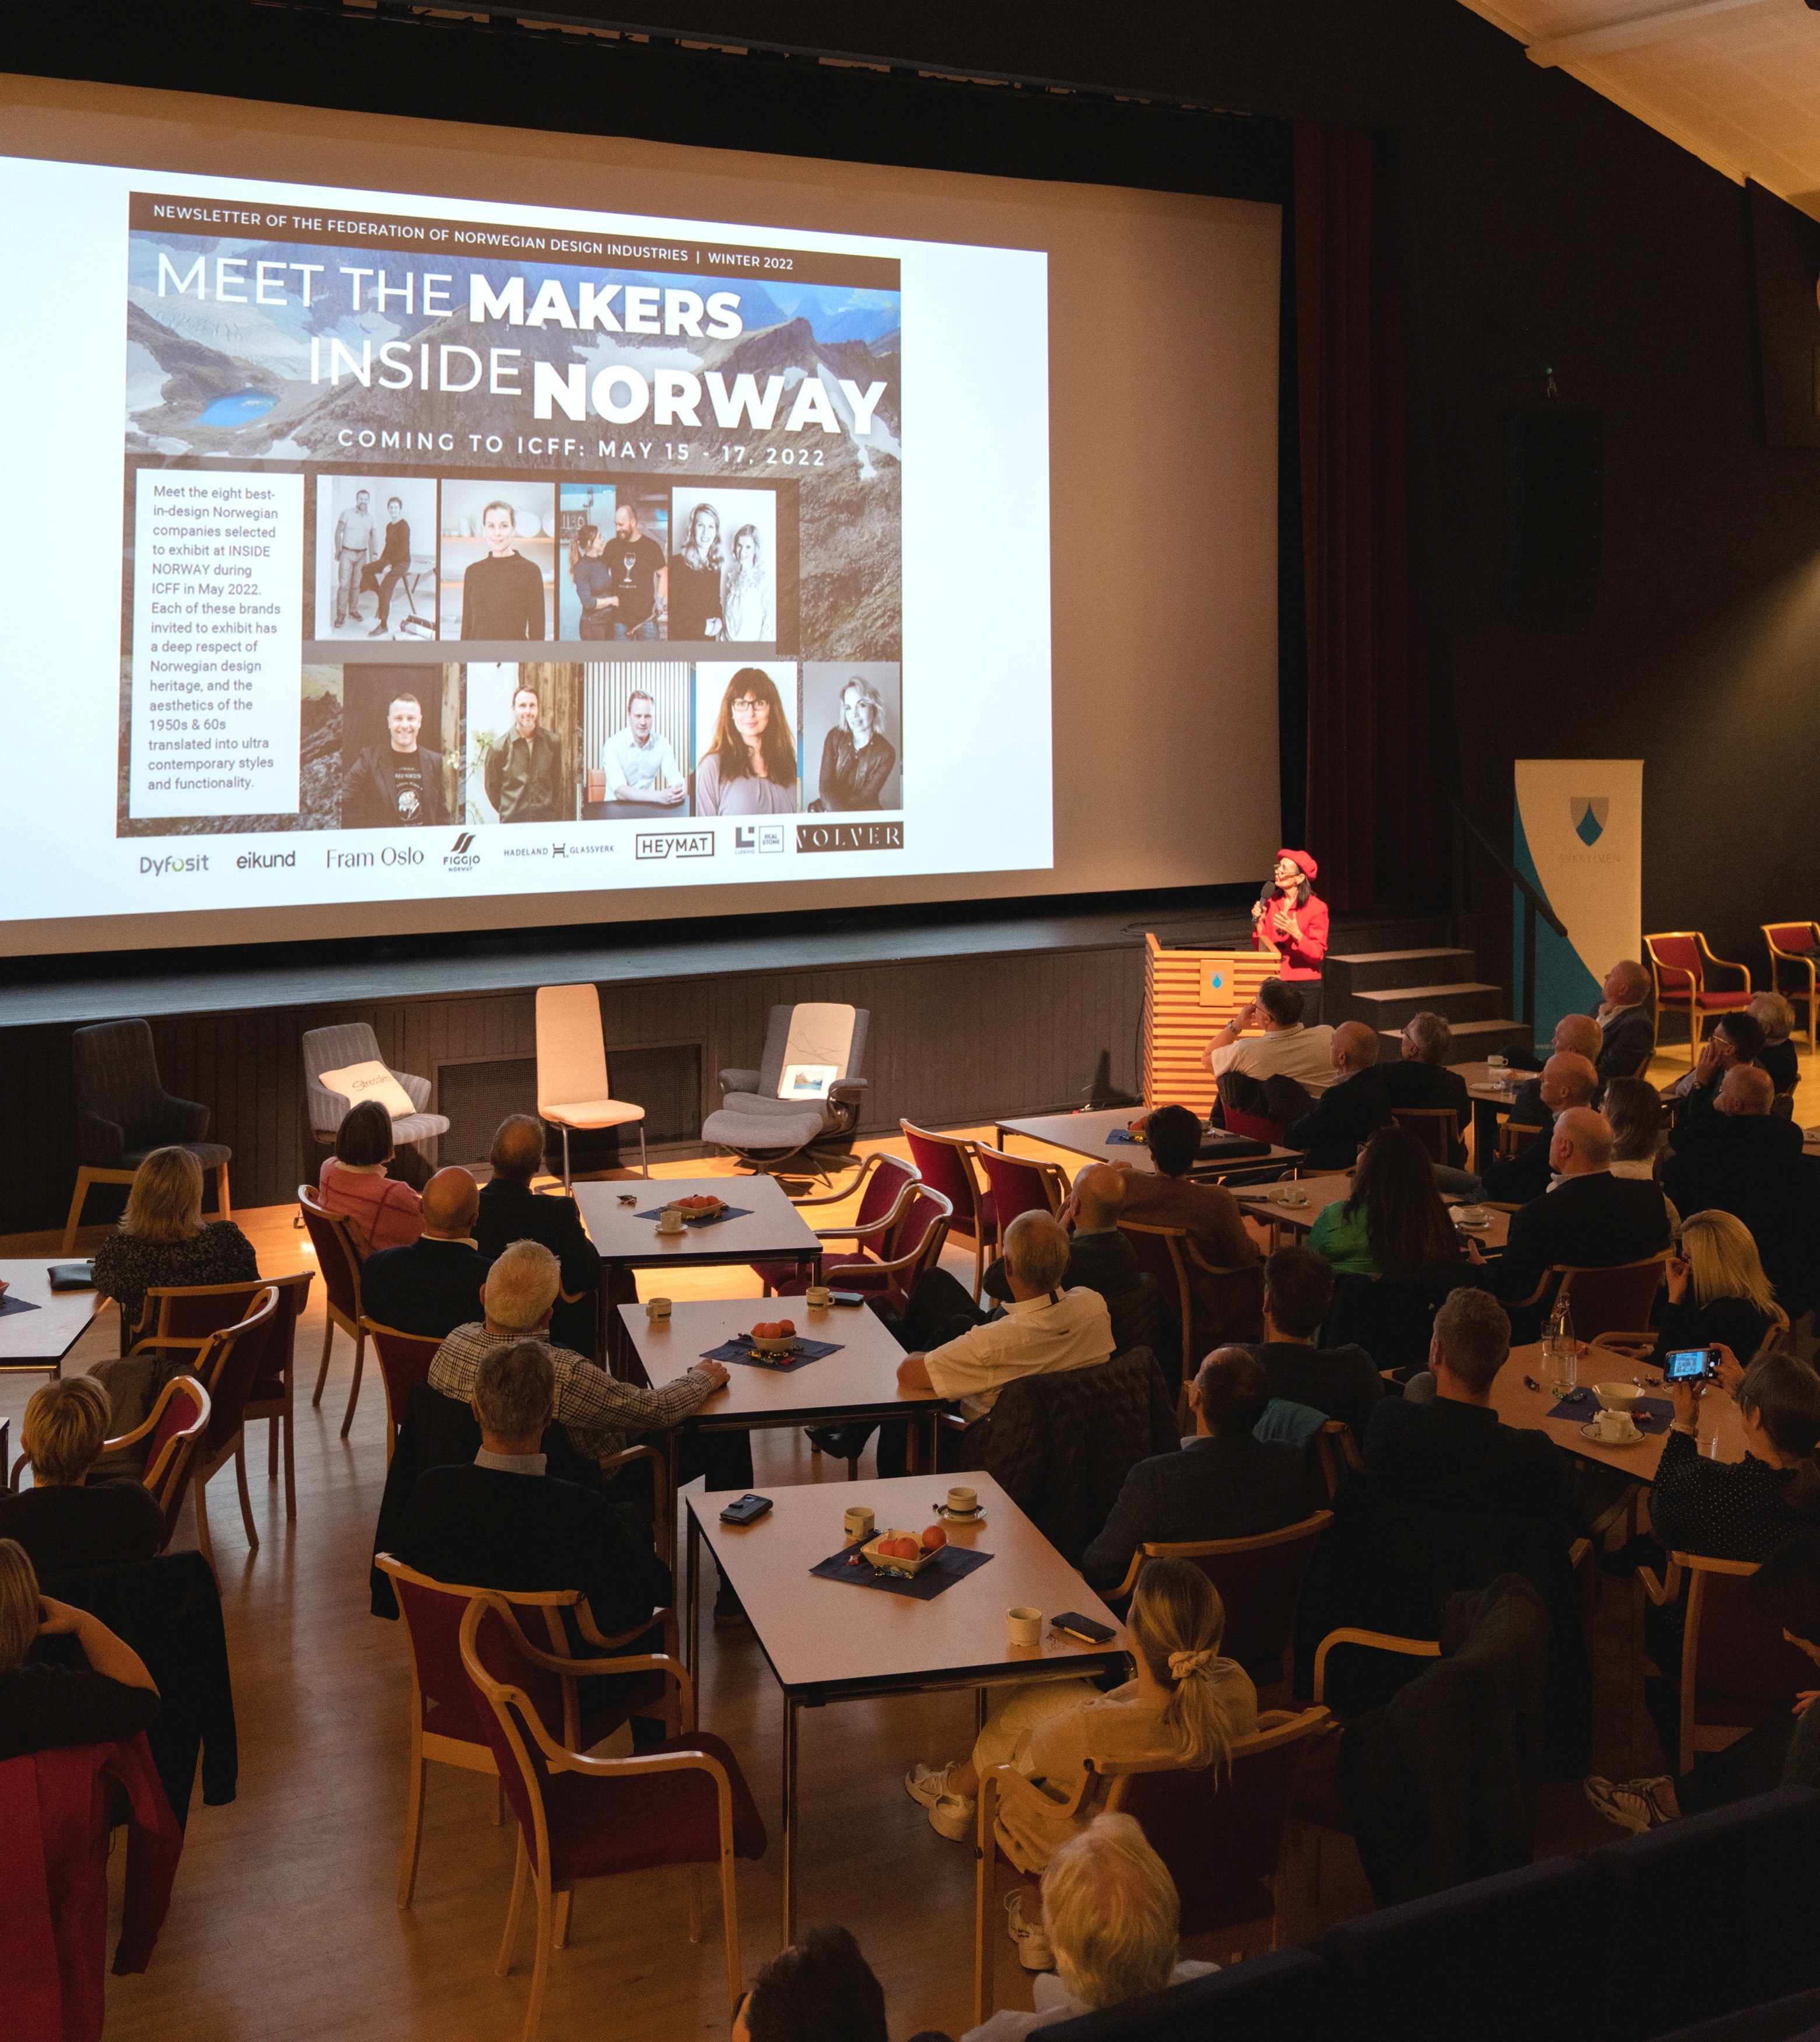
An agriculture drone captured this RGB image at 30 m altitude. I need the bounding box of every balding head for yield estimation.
[1332,1021,1379,1074]
[1073,1165,1128,1233]
[1605,959,1652,1006]
[1003,1212,1071,1296]
[1539,1051,1600,1114]
[1550,1106,1614,1176]
[490,1114,547,1184]
[421,1166,480,1237]
[1552,1013,1603,1061]
[1718,1064,1776,1118]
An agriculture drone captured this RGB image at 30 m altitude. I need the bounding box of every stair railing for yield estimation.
[1448,798,1566,1037]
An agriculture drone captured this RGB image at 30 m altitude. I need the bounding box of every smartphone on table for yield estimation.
[1051,1611,1117,1646]
[719,1494,774,1526]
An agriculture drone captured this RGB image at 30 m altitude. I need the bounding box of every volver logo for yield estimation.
[733,824,787,855]
[444,831,481,873]
[796,822,903,854]
[636,831,715,861]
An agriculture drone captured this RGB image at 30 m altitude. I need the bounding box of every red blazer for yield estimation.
[0,1734,182,2041]
[1253,890,1329,980]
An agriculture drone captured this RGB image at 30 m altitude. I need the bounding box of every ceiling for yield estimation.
[1458,0,1820,218]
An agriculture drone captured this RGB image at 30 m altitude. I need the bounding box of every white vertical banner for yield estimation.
[1513,758,1643,1033]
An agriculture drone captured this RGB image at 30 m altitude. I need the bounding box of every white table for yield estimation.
[0,1259,104,1377]
[686,1471,1128,1938]
[993,1108,1301,1180]
[573,1176,821,1279]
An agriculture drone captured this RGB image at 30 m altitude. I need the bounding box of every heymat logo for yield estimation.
[444,831,481,873]
[636,831,715,861]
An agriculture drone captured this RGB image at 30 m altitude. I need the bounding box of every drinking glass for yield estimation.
[1547,1328,1578,1400]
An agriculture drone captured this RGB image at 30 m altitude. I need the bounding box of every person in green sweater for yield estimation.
[1586,1529,1820,1831]
[1307,1123,1467,1281]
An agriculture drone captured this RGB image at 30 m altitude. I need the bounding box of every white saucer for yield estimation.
[1580,1421,1644,1447]
[933,1504,985,1524]
[1454,1215,1491,1230]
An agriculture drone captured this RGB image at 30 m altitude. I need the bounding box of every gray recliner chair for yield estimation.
[301,1023,450,1156]
[701,1002,869,1175]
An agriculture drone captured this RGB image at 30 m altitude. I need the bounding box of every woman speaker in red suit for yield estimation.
[1252,849,1329,1020]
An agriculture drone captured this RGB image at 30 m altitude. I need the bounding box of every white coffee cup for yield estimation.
[645,1296,672,1321]
[806,1284,832,1308]
[1007,1607,1043,1648]
[657,1205,685,1235]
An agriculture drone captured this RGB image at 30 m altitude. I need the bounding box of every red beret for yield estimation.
[1276,848,1318,880]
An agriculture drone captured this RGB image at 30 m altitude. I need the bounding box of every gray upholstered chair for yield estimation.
[301,1023,449,1156]
[63,1019,232,1253]
[701,1002,869,1174]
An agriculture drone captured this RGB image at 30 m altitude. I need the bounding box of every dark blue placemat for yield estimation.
[0,1293,40,1318]
[702,1335,844,1373]
[1105,1128,1144,1146]
[1547,1387,1598,1420]
[1549,1388,1672,1434]
[635,1205,754,1226]
[809,1541,993,1601]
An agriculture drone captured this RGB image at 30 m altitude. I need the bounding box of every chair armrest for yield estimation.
[1311,1627,1441,1705]
[1707,953,1751,988]
[828,1078,868,1100]
[394,1070,432,1113]
[1112,1550,1145,1599]
[981,1760,1097,1824]
[1569,1538,1591,1571]
[719,1068,762,1095]
[154,1093,211,1144]
[307,1075,351,1135]
[1590,1332,1658,1362]
[1180,1240,1262,1279]
[76,1110,125,1169]
[597,1442,669,1550]
[1504,1268,1553,1308]
[1639,1560,1683,1606]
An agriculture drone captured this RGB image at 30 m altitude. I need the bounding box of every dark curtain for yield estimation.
[1294,120,1440,912]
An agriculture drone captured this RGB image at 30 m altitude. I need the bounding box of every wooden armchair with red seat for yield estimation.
[459,1590,766,2042]
[1763,921,1820,1054]
[1501,1251,1671,1347]
[755,1169,954,1316]
[1645,931,1752,1064]
[972,1144,1069,1235]
[87,1375,212,1554]
[1118,1218,1265,1415]
[901,1119,996,1300]
[298,1185,369,1437]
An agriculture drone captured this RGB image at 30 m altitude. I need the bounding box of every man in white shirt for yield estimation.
[601,689,685,812]
[896,1212,1112,1457]
[1203,977,1337,1103]
[332,488,378,629]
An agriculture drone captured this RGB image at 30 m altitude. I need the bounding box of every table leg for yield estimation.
[975,1687,988,1736]
[665,1429,681,1571]
[782,1693,800,1942]
[685,1509,700,1674]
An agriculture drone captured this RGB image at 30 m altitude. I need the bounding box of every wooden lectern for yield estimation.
[1142,933,1277,1117]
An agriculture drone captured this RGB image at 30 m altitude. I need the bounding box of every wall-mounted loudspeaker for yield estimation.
[1499,407,1602,630]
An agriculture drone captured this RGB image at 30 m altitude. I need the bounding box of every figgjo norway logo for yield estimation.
[444,831,480,872]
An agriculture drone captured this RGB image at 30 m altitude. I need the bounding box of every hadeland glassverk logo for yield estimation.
[636,831,715,861]
[796,821,902,853]
[1570,797,1608,847]
[444,831,480,873]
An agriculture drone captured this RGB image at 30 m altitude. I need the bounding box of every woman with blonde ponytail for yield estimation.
[903,1560,1256,1969]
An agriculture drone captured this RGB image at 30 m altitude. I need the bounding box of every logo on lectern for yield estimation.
[1570,796,1608,847]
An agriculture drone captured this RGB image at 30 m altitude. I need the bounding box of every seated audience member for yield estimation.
[1749,990,1800,1100]
[1287,1021,1392,1170]
[986,1164,1139,1316]
[1588,959,1658,1084]
[1587,1529,1820,1833]
[430,1240,728,1466]
[960,1813,1217,2042]
[1308,1123,1464,1282]
[1380,1012,1472,1128]
[1250,1246,1382,1434]
[895,1213,1113,1467]
[1082,1347,1308,1592]
[0,1537,160,1760]
[1506,1014,1604,1121]
[1480,1051,1600,1206]
[475,1114,600,1358]
[1661,1010,1765,1121]
[1649,1351,1820,1565]
[0,1379,163,1569]
[399,1340,670,1645]
[1114,1104,1260,1340]
[904,1561,1256,1949]
[1658,1208,1787,1367]
[90,1146,259,1440]
[1604,1075,1667,1181]
[1366,1288,1576,1532]
[1203,977,1337,1113]
[360,1166,494,1338]
[317,1098,423,1254]
[1486,1109,1672,1337]
[733,1924,888,2042]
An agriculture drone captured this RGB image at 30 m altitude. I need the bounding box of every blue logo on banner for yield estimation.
[1210,970,1225,993]
[1571,796,1608,847]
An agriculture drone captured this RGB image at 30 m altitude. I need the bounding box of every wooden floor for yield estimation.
[3,1065,1794,2041]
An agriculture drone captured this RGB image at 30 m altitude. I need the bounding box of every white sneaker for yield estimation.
[904,1762,975,1841]
[1005,1889,1055,1971]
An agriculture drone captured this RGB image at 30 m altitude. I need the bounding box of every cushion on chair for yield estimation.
[542,1098,645,1130]
[1586,1786,1820,2042]
[1656,989,1752,1009]
[702,1103,830,1153]
[1029,1947,1334,2041]
[1318,1855,1600,2042]
[542,1728,767,1881]
[121,1141,230,1172]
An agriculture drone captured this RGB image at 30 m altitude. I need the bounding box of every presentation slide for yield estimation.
[0,78,1283,956]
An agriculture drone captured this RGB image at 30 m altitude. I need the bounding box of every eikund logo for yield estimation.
[1570,797,1608,847]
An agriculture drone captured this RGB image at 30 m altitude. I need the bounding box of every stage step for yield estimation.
[1346,981,1508,1030]
[1376,1017,1533,1064]
[1324,947,1478,995]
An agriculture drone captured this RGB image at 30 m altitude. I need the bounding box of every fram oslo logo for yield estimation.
[444,831,480,873]
[636,831,715,861]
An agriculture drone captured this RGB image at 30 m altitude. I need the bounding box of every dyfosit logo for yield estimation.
[635,830,714,861]
[444,831,481,873]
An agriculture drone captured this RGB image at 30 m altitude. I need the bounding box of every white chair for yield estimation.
[535,984,647,1188]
